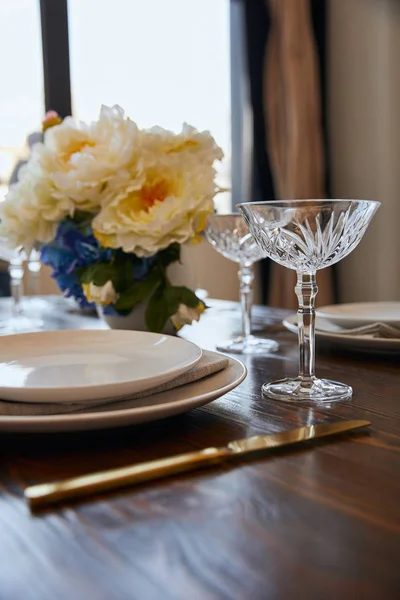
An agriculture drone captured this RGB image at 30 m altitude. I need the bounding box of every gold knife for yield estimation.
[25,419,370,508]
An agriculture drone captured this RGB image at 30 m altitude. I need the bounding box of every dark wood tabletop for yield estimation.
[0,296,399,600]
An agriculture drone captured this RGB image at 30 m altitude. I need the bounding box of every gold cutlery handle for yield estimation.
[25,446,228,508]
[25,419,370,509]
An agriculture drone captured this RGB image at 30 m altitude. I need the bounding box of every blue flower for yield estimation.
[41,218,158,309]
[41,219,113,308]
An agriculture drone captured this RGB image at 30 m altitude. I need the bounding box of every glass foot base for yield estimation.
[216,335,279,355]
[262,377,352,404]
[0,316,44,335]
[24,297,52,310]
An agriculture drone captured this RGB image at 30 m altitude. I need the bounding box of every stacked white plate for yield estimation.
[0,330,246,432]
[283,301,400,352]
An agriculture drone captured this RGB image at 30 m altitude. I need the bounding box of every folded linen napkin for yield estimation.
[317,322,400,339]
[0,350,229,417]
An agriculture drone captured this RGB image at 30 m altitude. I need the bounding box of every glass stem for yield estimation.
[8,259,24,317]
[295,271,318,383]
[11,280,23,316]
[238,263,254,340]
[27,260,41,295]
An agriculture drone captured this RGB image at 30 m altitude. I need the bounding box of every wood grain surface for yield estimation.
[0,297,399,600]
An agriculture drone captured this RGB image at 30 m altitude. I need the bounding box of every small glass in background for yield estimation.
[205,213,279,355]
[0,240,44,333]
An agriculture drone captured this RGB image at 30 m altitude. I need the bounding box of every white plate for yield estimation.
[316,302,400,328]
[283,314,400,352]
[0,330,202,403]
[0,354,246,432]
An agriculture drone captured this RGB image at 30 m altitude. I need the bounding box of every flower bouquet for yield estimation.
[0,106,223,332]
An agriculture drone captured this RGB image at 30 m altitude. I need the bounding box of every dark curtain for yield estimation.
[310,0,331,202]
[238,0,337,304]
[242,0,274,304]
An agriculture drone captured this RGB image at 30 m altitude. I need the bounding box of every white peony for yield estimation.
[39,105,141,211]
[92,126,223,256]
[171,303,205,330]
[0,166,72,250]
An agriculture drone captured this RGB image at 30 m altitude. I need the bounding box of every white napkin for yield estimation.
[317,322,400,339]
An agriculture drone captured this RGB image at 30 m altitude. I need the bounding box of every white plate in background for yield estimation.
[283,314,400,352]
[316,302,400,328]
[0,330,202,403]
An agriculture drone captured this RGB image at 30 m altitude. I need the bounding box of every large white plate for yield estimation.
[283,314,400,352]
[316,302,400,328]
[0,354,246,432]
[0,330,202,403]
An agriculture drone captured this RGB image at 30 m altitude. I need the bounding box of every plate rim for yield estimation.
[0,353,247,431]
[0,329,203,402]
[316,301,400,325]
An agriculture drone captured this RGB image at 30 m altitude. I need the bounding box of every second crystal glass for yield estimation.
[205,213,279,355]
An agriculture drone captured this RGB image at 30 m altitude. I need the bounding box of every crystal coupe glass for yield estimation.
[237,200,380,403]
[205,213,279,355]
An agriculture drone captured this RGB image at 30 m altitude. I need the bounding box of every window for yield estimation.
[68,0,231,211]
[0,0,44,201]
[0,0,232,212]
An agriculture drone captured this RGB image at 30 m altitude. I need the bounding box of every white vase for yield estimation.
[98,244,196,333]
[97,302,176,334]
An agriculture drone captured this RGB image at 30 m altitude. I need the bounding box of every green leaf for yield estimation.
[145,284,171,333]
[113,269,161,313]
[111,254,134,293]
[164,286,201,311]
[144,283,205,333]
[156,243,181,268]
[78,254,137,295]
[78,263,115,286]
[72,212,97,235]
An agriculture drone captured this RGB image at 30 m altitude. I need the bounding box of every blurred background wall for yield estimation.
[329,0,400,302]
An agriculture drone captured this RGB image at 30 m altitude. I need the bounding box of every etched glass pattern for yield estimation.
[237,200,380,404]
[205,215,266,266]
[205,214,278,355]
[242,200,379,272]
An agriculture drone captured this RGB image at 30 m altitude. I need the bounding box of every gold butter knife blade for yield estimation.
[25,419,370,509]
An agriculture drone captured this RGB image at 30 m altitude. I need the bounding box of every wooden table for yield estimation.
[0,296,399,600]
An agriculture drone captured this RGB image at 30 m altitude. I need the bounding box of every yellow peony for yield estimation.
[0,106,223,257]
[39,105,141,211]
[141,123,224,164]
[92,125,223,256]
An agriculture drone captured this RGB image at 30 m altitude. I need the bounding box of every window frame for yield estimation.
[39,0,72,117]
